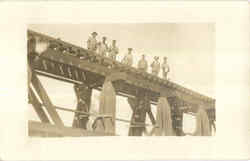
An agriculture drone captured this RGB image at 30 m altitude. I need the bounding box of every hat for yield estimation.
[91,32,98,36]
[164,56,167,59]
[102,36,107,40]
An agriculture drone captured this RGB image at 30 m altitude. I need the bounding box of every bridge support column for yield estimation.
[171,105,184,136]
[175,111,184,136]
[128,92,149,136]
[154,97,174,136]
[92,79,116,134]
[72,83,92,129]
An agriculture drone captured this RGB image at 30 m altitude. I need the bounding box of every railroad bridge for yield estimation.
[27,30,216,137]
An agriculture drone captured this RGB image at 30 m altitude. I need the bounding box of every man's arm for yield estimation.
[86,38,91,49]
[167,65,170,72]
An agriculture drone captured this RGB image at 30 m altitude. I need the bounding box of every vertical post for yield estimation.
[72,83,92,129]
[175,108,184,136]
[128,91,148,136]
[96,79,116,134]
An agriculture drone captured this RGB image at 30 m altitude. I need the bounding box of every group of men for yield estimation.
[87,31,119,60]
[87,31,170,79]
[138,55,170,79]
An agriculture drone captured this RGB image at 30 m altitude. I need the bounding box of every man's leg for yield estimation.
[163,72,167,79]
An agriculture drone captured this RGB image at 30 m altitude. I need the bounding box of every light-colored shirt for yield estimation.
[138,59,148,71]
[162,62,170,72]
[151,60,160,73]
[98,42,109,56]
[109,45,119,57]
[87,36,98,51]
[122,53,133,66]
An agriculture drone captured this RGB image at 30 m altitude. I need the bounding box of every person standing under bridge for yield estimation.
[137,54,148,72]
[162,57,170,80]
[87,32,98,52]
[122,48,133,66]
[151,56,160,76]
[108,40,119,60]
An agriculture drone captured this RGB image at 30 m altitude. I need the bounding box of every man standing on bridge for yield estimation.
[151,56,160,76]
[162,56,170,80]
[137,54,148,72]
[108,40,119,60]
[122,48,133,66]
[98,36,109,57]
[87,32,98,52]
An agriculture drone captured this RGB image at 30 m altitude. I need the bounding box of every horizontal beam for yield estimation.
[29,120,114,137]
[35,70,83,84]
[53,105,155,127]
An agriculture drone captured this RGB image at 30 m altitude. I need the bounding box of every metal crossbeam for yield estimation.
[29,120,114,137]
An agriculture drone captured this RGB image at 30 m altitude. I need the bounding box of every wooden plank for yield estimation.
[29,87,50,123]
[31,73,64,127]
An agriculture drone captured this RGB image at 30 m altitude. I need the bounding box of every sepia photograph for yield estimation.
[27,23,216,137]
[0,1,249,160]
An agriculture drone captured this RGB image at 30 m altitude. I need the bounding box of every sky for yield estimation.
[28,24,215,136]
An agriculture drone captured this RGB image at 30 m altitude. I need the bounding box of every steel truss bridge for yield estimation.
[27,30,215,137]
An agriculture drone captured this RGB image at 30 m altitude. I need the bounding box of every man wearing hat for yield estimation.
[108,40,119,60]
[151,56,160,76]
[162,56,170,80]
[98,36,109,57]
[137,54,148,72]
[87,32,98,52]
[122,48,133,66]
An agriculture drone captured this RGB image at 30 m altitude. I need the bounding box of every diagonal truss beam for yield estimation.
[147,107,156,125]
[31,73,64,127]
[29,87,51,123]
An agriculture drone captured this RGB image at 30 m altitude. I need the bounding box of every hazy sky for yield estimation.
[28,24,215,135]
